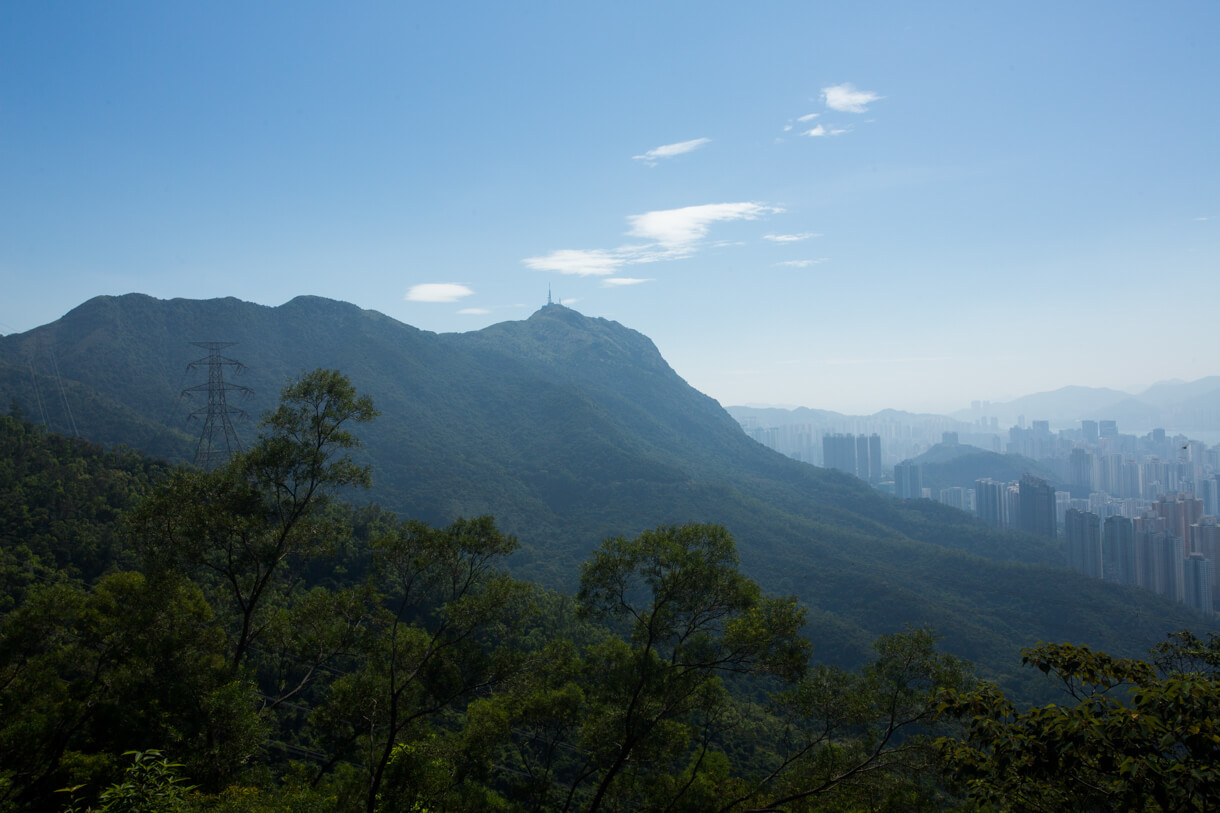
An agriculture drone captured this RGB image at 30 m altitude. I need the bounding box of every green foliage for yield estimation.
[6,344,1217,810]
[309,515,526,813]
[938,631,1220,811]
[912,446,1057,493]
[0,413,169,603]
[715,627,971,812]
[244,368,379,505]
[127,368,377,673]
[3,294,1212,701]
[59,749,194,813]
[574,524,809,811]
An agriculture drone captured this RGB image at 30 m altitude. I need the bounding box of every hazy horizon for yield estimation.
[3,3,1216,416]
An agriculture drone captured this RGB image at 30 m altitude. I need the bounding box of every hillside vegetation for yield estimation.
[3,384,1218,812]
[0,295,1211,698]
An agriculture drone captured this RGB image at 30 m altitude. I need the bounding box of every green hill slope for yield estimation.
[1,294,1210,697]
[911,443,1058,493]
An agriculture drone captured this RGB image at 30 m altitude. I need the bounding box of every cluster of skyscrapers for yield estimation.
[740,410,1219,616]
[1062,498,1216,615]
[911,420,1220,616]
[821,433,882,484]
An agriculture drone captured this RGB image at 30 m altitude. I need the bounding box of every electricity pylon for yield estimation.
[183,342,252,469]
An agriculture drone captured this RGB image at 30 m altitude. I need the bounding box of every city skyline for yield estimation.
[2,2,1217,415]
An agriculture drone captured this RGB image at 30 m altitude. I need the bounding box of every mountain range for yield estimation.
[947,380,1220,433]
[0,293,1211,699]
[729,380,1220,438]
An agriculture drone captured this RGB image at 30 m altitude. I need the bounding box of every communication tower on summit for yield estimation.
[182,342,253,469]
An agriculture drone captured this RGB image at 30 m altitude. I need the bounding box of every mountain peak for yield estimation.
[527,301,606,327]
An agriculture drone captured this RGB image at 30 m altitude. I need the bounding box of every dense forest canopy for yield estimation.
[0,294,1208,701]
[3,374,1220,812]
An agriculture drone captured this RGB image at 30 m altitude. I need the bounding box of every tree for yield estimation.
[938,631,1220,811]
[482,526,968,813]
[572,523,809,812]
[725,627,970,813]
[129,369,378,673]
[0,572,256,808]
[59,749,195,813]
[308,515,524,813]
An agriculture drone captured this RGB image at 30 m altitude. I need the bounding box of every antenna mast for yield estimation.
[182,342,253,469]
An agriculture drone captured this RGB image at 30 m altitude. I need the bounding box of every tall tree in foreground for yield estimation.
[479,524,971,813]
[309,515,525,813]
[728,627,970,812]
[938,631,1220,811]
[575,524,809,812]
[128,368,378,673]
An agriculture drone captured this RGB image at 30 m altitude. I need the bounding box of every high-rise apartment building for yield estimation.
[1065,509,1103,579]
[894,461,922,499]
[1155,493,1205,556]
[1190,517,1220,597]
[1103,514,1136,585]
[822,434,856,476]
[1199,476,1220,518]
[975,478,1008,529]
[1081,420,1099,443]
[939,487,969,511]
[822,433,883,484]
[855,434,869,480]
[1018,474,1057,538]
[1183,553,1214,615]
[1136,525,1184,602]
[1068,448,1094,490]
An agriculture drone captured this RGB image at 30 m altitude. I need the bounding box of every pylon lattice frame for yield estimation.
[183,342,253,469]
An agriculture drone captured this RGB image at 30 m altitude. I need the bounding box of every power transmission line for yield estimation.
[26,357,49,428]
[48,350,78,437]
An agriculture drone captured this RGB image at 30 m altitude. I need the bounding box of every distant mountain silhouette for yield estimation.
[1,294,1210,696]
[948,380,1220,432]
[910,443,1058,494]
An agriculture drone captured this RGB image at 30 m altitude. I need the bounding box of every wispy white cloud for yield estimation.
[822,83,882,113]
[405,283,474,302]
[776,258,829,268]
[797,112,820,122]
[603,277,653,287]
[457,307,491,314]
[523,248,625,276]
[803,124,849,137]
[627,202,781,248]
[525,201,778,280]
[782,124,793,132]
[763,232,820,243]
[633,137,711,166]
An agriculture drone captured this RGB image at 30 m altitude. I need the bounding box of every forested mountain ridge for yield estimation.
[0,412,172,608]
[0,294,1211,691]
[3,384,1218,812]
[909,443,1059,495]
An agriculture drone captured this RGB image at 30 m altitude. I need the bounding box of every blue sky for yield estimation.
[2,2,1217,414]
